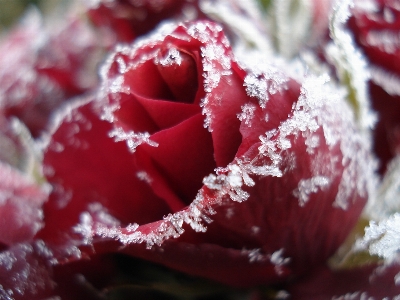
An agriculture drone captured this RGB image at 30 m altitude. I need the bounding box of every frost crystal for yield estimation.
[293,176,331,206]
[154,47,182,66]
[270,249,291,275]
[237,103,257,127]
[73,202,120,245]
[244,68,289,108]
[108,127,158,152]
[0,241,54,297]
[355,213,400,262]
[241,248,267,263]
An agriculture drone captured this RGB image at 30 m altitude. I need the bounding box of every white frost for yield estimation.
[108,127,158,153]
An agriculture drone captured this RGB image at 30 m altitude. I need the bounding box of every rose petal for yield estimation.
[287,263,400,299]
[0,241,55,300]
[41,98,173,246]
[207,63,246,167]
[141,113,216,205]
[0,162,47,247]
[135,95,201,131]
[86,0,199,43]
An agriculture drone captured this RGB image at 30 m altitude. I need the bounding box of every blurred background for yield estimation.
[0,0,63,32]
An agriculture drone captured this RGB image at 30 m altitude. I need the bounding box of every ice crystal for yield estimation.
[108,127,158,153]
[136,171,153,184]
[270,248,291,275]
[73,202,120,245]
[243,67,289,108]
[355,213,400,262]
[0,241,54,297]
[241,248,267,263]
[293,176,331,206]
[154,47,182,66]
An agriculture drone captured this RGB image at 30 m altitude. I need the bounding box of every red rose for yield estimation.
[86,0,203,43]
[0,10,103,137]
[30,20,375,294]
[348,0,400,173]
[0,161,47,249]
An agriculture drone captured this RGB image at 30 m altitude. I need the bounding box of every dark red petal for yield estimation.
[207,64,247,167]
[133,148,187,212]
[40,98,172,245]
[141,113,216,205]
[93,236,290,288]
[287,263,400,299]
[135,95,201,131]
[86,0,199,43]
[123,58,175,101]
[348,1,400,173]
[370,83,400,172]
[157,49,199,103]
[111,92,160,134]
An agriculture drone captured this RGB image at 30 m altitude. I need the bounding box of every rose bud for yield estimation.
[0,9,102,137]
[86,0,203,43]
[348,0,400,173]
[34,20,375,294]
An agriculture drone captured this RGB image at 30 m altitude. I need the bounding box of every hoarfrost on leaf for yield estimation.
[355,213,400,262]
[327,0,376,130]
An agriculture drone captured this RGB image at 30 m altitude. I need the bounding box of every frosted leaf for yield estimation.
[265,0,313,58]
[293,176,331,206]
[366,156,400,219]
[108,127,158,153]
[200,0,274,57]
[355,213,400,262]
[327,0,376,130]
